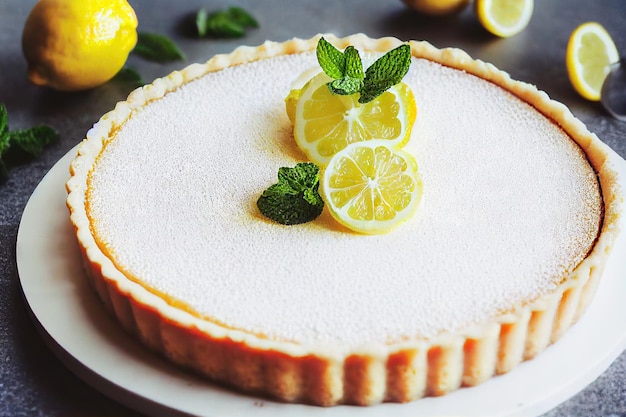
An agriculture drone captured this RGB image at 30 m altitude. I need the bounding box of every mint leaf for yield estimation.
[207,11,245,37]
[197,7,259,38]
[0,104,10,155]
[9,126,58,157]
[257,162,324,225]
[360,44,411,104]
[0,131,9,156]
[328,77,363,96]
[113,67,145,87]
[227,7,259,28]
[0,103,58,184]
[317,37,346,80]
[133,32,185,63]
[327,46,364,95]
[196,8,210,37]
[277,162,320,195]
[344,46,364,80]
[0,104,8,139]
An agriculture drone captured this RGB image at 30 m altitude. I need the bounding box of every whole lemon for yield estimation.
[402,0,471,16]
[22,0,138,91]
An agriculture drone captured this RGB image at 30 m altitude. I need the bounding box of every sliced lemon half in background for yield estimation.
[401,0,471,16]
[566,22,620,102]
[475,0,534,38]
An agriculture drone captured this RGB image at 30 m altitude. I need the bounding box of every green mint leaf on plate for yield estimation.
[113,67,145,87]
[257,162,324,225]
[360,44,411,104]
[227,7,259,28]
[133,32,185,63]
[0,105,11,158]
[197,7,259,38]
[196,8,210,37]
[0,103,58,184]
[0,132,9,156]
[0,104,9,140]
[207,11,245,37]
[9,126,58,157]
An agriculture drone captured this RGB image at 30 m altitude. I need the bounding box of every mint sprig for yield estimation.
[8,126,58,157]
[0,104,58,183]
[133,32,185,63]
[196,7,259,38]
[257,162,324,225]
[316,37,411,104]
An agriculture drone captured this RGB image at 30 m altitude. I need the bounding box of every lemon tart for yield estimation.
[66,34,622,406]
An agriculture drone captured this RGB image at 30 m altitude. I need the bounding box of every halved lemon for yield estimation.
[475,0,534,38]
[292,72,417,167]
[566,22,620,102]
[322,140,422,234]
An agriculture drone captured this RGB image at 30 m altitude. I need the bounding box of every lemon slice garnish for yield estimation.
[566,22,620,102]
[291,72,417,167]
[322,140,422,234]
[475,0,534,38]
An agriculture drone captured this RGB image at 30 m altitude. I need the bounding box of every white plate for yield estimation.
[16,146,626,417]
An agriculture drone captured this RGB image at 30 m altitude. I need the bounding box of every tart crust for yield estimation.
[66,34,623,406]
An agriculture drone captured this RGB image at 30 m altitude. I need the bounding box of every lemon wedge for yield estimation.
[292,72,417,167]
[475,0,534,38]
[566,22,620,102]
[322,140,422,234]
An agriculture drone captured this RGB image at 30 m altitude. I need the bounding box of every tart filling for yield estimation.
[67,34,622,405]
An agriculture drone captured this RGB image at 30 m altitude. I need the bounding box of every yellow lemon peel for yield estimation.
[22,0,138,91]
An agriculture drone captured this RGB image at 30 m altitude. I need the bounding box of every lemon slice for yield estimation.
[566,22,620,102]
[322,140,422,234]
[292,72,417,167]
[475,0,534,38]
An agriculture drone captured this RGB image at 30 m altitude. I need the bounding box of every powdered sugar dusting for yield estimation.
[87,52,602,349]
